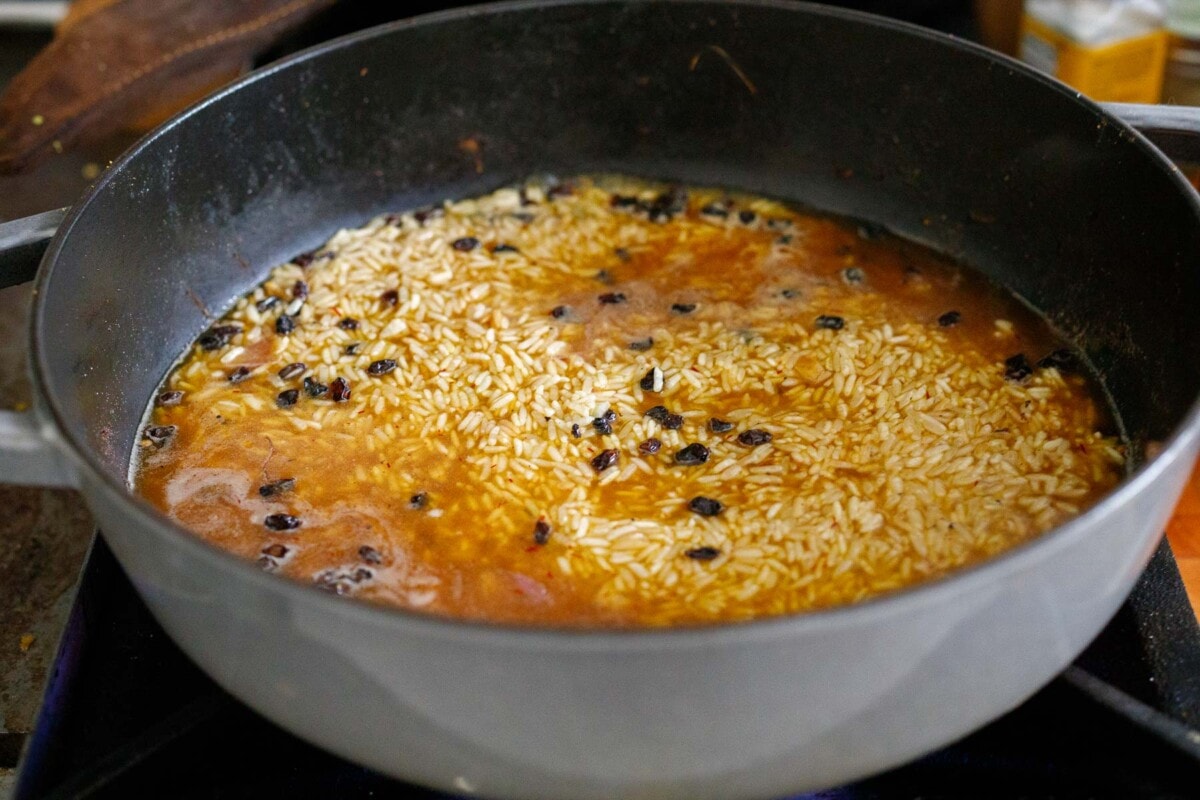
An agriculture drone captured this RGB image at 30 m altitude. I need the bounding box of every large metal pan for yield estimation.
[2,2,1200,797]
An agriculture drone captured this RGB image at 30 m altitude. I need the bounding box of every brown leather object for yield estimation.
[0,0,338,174]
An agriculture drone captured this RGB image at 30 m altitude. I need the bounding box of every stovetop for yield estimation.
[12,535,1200,799]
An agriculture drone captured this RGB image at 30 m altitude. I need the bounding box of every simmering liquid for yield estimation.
[133,178,1123,626]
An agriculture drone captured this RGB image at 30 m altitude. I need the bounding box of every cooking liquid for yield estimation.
[133,178,1122,626]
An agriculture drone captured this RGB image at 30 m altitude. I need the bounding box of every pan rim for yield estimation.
[28,0,1200,646]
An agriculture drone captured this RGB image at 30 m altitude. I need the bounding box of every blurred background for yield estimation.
[4,0,1200,221]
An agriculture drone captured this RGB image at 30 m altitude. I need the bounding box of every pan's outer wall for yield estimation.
[30,2,1200,796]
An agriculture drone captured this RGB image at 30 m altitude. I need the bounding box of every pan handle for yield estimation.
[1102,102,1200,163]
[0,207,66,289]
[0,207,78,488]
[0,410,78,487]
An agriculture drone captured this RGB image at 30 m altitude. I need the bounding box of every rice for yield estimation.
[134,177,1124,626]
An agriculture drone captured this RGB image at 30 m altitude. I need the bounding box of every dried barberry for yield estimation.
[645,405,670,423]
[409,492,428,509]
[550,305,570,319]
[938,311,961,327]
[329,377,351,402]
[611,194,639,208]
[492,243,520,253]
[313,568,371,595]
[671,302,696,315]
[593,416,613,435]
[857,223,883,240]
[358,545,383,564]
[339,318,359,331]
[533,519,551,545]
[737,429,772,446]
[708,418,734,433]
[700,202,730,218]
[264,513,301,531]
[640,366,663,393]
[292,251,318,267]
[780,289,800,300]
[314,573,350,595]
[343,343,361,356]
[1036,348,1078,373]
[815,315,845,330]
[647,190,685,222]
[276,389,300,407]
[675,443,710,466]
[278,362,306,380]
[262,543,289,558]
[595,269,614,285]
[368,359,397,376]
[1004,354,1033,382]
[381,289,399,307]
[688,496,723,516]
[685,546,721,560]
[629,337,654,352]
[591,449,619,473]
[292,280,309,300]
[145,425,176,447]
[275,315,295,335]
[414,207,443,225]
[638,438,662,455]
[663,413,684,430]
[259,478,296,497]
[228,366,251,383]
[452,237,480,251]
[198,325,241,351]
[155,390,183,407]
[598,292,627,305]
[738,210,756,224]
[571,423,582,438]
[303,377,328,397]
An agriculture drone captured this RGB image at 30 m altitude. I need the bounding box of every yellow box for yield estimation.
[1020,13,1167,103]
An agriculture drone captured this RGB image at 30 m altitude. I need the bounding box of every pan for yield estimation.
[2,2,1200,796]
